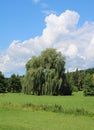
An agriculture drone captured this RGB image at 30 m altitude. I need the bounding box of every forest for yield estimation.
[0,48,94,96]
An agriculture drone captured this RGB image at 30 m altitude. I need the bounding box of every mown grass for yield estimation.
[0,92,94,130]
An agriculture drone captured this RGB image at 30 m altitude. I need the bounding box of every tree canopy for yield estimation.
[22,48,72,95]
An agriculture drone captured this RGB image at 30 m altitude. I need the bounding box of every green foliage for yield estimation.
[69,68,94,94]
[85,68,94,74]
[0,71,6,93]
[8,74,22,93]
[67,69,85,92]
[22,48,72,95]
[84,74,94,96]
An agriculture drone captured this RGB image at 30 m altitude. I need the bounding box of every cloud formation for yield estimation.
[0,10,94,76]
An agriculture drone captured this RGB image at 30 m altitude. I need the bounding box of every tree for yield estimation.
[22,48,72,95]
[85,68,94,75]
[70,69,85,91]
[8,74,22,93]
[0,71,6,93]
[22,56,45,95]
[84,74,94,96]
[64,72,73,94]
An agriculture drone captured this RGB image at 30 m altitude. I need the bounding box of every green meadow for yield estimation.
[0,92,94,130]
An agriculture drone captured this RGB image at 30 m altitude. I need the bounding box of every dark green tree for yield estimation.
[64,72,73,94]
[0,71,6,93]
[85,68,94,74]
[8,74,22,92]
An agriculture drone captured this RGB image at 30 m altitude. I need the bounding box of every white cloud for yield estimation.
[32,0,40,4]
[84,36,94,59]
[65,44,78,57]
[0,10,94,76]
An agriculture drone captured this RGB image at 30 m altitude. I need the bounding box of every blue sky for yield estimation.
[0,0,94,76]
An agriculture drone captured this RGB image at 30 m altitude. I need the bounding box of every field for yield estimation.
[0,92,94,130]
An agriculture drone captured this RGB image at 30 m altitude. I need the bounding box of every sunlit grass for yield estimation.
[0,92,94,113]
[0,92,94,130]
[0,109,94,130]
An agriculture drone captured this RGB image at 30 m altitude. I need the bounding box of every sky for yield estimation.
[0,0,94,77]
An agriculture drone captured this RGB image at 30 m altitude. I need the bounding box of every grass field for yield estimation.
[0,92,94,130]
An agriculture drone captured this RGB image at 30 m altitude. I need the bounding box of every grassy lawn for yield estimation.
[0,92,94,130]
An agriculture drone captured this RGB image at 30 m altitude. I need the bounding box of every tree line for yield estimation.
[0,48,94,96]
[0,72,22,93]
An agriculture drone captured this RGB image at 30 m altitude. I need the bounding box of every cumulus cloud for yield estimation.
[0,10,94,76]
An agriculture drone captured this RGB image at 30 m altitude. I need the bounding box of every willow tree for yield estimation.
[22,48,72,95]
